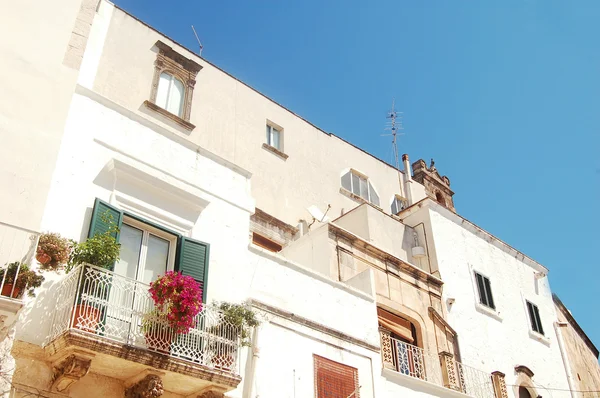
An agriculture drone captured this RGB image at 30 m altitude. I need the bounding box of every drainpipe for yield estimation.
[554,321,577,398]
[245,325,261,398]
[402,154,413,205]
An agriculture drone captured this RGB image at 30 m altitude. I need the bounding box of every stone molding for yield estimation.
[125,374,164,398]
[148,40,202,126]
[51,352,94,392]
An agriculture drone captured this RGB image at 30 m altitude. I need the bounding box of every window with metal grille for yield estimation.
[526,301,544,335]
[474,272,495,310]
[314,355,360,398]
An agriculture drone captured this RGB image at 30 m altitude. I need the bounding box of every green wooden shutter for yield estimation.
[176,237,210,302]
[88,198,123,240]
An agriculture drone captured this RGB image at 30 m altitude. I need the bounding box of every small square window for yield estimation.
[526,301,544,335]
[266,124,282,151]
[314,355,360,398]
[474,272,495,310]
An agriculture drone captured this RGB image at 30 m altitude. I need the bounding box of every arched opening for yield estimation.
[519,386,532,398]
[378,307,423,378]
[435,191,445,206]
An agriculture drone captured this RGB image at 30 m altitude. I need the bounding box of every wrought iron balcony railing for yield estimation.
[48,264,242,375]
[0,221,40,301]
[381,331,495,398]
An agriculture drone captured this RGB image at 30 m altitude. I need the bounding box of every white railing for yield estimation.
[382,333,495,398]
[389,336,443,386]
[49,264,242,375]
[455,361,496,398]
[0,221,40,301]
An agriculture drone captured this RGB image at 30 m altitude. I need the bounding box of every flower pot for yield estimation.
[213,353,235,370]
[144,325,174,354]
[71,304,100,332]
[1,284,21,298]
[35,251,52,266]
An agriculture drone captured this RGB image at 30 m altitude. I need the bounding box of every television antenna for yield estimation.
[382,99,405,197]
[191,25,204,56]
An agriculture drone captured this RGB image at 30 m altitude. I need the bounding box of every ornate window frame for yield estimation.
[144,40,202,131]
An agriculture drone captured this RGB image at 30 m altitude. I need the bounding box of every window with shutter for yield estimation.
[88,198,123,240]
[526,301,544,335]
[474,271,495,309]
[176,237,210,302]
[314,355,360,398]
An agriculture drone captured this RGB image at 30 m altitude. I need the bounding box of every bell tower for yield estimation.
[411,159,456,212]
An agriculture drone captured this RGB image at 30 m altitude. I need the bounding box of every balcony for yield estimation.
[45,264,242,396]
[0,221,40,324]
[381,331,497,398]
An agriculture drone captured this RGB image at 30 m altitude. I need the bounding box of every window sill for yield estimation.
[339,187,382,211]
[475,302,503,322]
[262,143,288,160]
[528,329,550,345]
[143,100,195,131]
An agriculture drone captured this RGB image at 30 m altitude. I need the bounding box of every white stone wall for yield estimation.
[425,205,571,398]
[82,1,428,231]
[0,0,84,230]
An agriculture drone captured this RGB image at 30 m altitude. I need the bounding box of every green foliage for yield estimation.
[0,262,45,297]
[217,302,260,347]
[67,211,120,272]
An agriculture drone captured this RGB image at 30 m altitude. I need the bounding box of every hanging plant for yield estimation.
[147,271,203,334]
[36,232,74,270]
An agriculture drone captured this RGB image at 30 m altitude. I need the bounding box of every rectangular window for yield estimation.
[526,301,544,335]
[341,170,380,206]
[474,272,495,309]
[266,124,282,150]
[314,355,360,398]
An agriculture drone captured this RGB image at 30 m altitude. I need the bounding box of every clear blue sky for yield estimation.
[114,0,600,346]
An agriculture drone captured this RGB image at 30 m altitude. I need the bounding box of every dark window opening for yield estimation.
[526,301,544,335]
[474,272,495,310]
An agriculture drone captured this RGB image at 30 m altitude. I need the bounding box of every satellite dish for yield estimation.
[307,205,330,223]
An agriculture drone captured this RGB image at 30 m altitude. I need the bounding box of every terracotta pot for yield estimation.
[145,326,174,354]
[213,353,235,370]
[35,251,52,266]
[1,284,21,298]
[71,304,100,332]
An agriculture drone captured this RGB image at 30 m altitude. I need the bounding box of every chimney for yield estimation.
[402,154,412,182]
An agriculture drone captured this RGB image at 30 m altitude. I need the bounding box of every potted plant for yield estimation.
[143,271,203,353]
[35,232,74,270]
[66,212,121,332]
[0,262,44,298]
[209,302,259,370]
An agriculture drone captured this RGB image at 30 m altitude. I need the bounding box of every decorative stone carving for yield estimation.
[492,371,509,398]
[198,391,224,398]
[125,374,164,398]
[411,158,456,212]
[51,354,93,392]
[379,328,395,370]
[439,351,460,391]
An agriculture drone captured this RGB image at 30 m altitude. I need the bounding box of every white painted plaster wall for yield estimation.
[86,3,428,231]
[0,0,83,230]
[426,206,571,398]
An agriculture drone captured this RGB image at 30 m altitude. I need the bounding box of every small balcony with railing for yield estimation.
[0,221,40,318]
[44,264,242,397]
[380,330,506,398]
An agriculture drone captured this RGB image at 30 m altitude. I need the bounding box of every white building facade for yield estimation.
[0,1,593,398]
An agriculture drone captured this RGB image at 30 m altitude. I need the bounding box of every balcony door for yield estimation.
[105,217,177,342]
